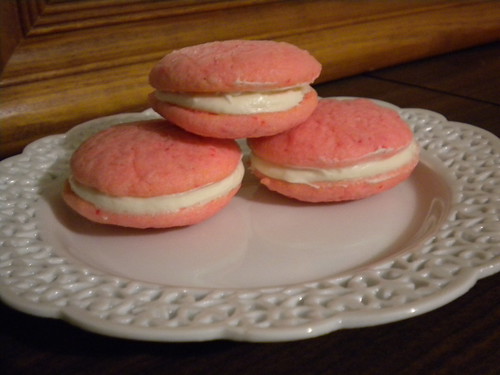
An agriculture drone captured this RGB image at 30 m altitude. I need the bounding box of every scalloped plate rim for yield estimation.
[0,97,498,342]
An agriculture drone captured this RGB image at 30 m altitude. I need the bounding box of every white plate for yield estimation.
[0,99,499,342]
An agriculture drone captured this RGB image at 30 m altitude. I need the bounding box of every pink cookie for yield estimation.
[63,120,244,228]
[248,98,420,202]
[148,39,322,138]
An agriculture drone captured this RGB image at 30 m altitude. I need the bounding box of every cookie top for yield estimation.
[248,98,415,168]
[70,120,242,197]
[149,40,322,93]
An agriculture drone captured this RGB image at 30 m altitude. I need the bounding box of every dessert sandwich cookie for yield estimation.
[148,39,322,139]
[248,98,420,202]
[63,120,244,228]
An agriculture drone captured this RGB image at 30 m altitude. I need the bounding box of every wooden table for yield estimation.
[1,43,499,375]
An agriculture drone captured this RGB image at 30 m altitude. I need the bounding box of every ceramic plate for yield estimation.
[0,99,499,342]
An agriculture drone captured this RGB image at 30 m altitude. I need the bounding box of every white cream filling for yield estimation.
[250,141,419,186]
[69,161,245,215]
[154,85,311,115]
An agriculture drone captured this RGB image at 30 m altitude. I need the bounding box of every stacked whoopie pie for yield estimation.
[63,40,419,229]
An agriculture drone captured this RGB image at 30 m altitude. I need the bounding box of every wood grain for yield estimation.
[1,0,499,158]
[369,41,500,105]
[0,2,23,71]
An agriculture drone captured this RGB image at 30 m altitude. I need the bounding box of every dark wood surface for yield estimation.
[1,43,499,375]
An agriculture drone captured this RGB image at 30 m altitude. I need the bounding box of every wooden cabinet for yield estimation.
[1,0,499,157]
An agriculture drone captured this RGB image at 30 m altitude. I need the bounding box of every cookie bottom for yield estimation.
[149,90,318,139]
[252,159,419,203]
[62,182,240,229]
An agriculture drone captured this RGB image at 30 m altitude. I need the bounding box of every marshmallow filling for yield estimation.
[69,161,245,215]
[250,141,419,187]
[154,85,311,115]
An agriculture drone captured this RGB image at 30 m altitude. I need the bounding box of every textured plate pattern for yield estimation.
[0,104,499,342]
